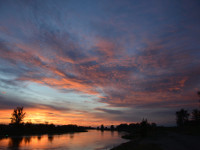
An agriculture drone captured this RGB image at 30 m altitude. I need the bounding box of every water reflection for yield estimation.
[111,130,114,137]
[24,136,31,144]
[48,135,54,143]
[101,130,104,136]
[8,137,23,150]
[69,133,74,139]
[0,130,128,150]
[37,135,42,141]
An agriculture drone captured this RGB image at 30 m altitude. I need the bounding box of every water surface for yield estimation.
[0,130,128,150]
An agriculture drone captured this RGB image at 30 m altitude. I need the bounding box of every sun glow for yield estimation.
[0,108,125,126]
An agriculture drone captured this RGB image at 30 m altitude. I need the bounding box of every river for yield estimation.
[0,130,128,150]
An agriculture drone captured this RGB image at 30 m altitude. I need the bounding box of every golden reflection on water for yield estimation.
[0,130,128,150]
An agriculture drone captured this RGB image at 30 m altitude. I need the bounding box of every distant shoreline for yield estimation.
[0,124,88,138]
[0,130,88,139]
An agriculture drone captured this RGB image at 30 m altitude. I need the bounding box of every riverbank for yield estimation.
[111,134,162,150]
[111,128,200,150]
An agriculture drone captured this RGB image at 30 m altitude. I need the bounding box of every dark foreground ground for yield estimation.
[111,127,200,150]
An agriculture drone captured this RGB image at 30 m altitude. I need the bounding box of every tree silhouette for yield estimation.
[192,91,200,125]
[192,109,200,124]
[10,107,26,125]
[110,125,114,131]
[198,91,200,108]
[100,124,104,131]
[176,109,189,127]
[140,118,149,137]
[140,118,149,127]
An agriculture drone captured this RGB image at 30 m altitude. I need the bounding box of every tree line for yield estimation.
[176,91,200,127]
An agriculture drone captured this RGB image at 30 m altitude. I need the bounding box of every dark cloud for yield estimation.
[0,95,70,112]
[0,79,19,87]
[0,95,34,110]
[95,108,123,114]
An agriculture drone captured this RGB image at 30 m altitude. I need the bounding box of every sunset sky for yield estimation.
[0,0,200,126]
